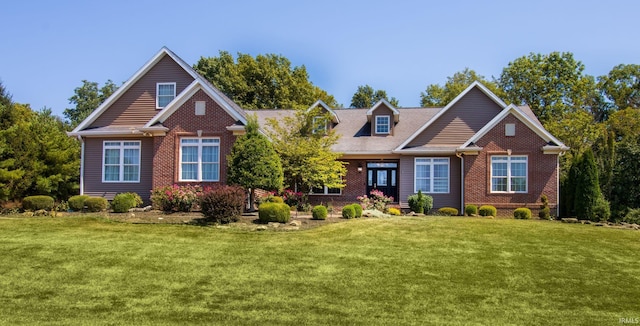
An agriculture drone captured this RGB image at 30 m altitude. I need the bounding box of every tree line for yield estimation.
[1,51,638,221]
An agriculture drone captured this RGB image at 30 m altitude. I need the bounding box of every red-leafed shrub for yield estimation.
[200,186,246,224]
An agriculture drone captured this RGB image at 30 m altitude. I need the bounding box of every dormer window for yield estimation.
[375,115,390,134]
[156,82,176,109]
[312,116,328,134]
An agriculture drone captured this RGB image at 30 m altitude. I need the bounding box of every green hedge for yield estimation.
[465,204,478,216]
[438,207,458,216]
[479,205,497,217]
[312,205,328,220]
[342,205,356,219]
[22,196,54,211]
[513,207,532,219]
[85,197,108,212]
[111,193,143,213]
[407,191,433,214]
[351,204,363,218]
[258,202,290,223]
[68,195,89,212]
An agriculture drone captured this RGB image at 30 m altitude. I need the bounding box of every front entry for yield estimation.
[366,162,398,201]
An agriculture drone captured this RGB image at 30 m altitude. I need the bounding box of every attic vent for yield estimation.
[505,123,515,136]
[195,101,206,116]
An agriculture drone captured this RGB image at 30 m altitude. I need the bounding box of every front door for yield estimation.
[366,162,398,201]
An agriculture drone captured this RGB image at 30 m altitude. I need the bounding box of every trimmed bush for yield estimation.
[388,207,401,216]
[111,193,143,213]
[465,204,478,216]
[351,204,363,218]
[312,205,328,220]
[342,205,356,219]
[479,205,497,217]
[200,185,246,224]
[258,202,290,223]
[22,196,55,211]
[407,190,433,214]
[438,207,459,216]
[514,207,532,219]
[68,195,89,212]
[85,197,108,212]
[539,194,551,220]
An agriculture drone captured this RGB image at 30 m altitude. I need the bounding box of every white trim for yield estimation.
[310,186,342,195]
[366,99,400,122]
[375,115,391,134]
[156,82,176,109]
[312,116,328,134]
[178,137,220,182]
[78,136,85,195]
[490,155,528,193]
[396,81,507,151]
[102,140,141,183]
[414,157,450,194]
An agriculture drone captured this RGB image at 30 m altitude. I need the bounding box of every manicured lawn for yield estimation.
[0,216,638,325]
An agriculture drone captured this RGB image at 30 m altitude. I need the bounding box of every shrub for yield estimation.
[68,195,90,212]
[357,189,393,212]
[513,207,532,219]
[407,190,433,214]
[258,202,290,223]
[200,185,246,224]
[150,184,202,212]
[312,205,328,220]
[388,207,401,216]
[22,196,55,211]
[342,205,356,219]
[438,207,458,216]
[539,194,551,220]
[465,204,478,216]
[351,203,363,218]
[479,205,497,217]
[592,196,611,222]
[111,193,143,213]
[623,208,640,224]
[85,197,108,212]
[281,189,305,209]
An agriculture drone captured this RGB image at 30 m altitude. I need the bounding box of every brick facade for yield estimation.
[307,159,367,207]
[463,114,558,214]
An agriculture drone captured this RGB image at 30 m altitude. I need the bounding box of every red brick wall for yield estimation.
[152,89,239,189]
[307,159,367,207]
[463,114,559,215]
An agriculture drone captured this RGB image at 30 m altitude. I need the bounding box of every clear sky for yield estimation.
[2,0,639,118]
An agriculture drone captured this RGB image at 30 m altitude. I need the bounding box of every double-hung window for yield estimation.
[156,82,176,108]
[375,115,390,134]
[179,138,220,182]
[103,141,140,182]
[312,116,327,135]
[491,156,527,193]
[310,186,342,195]
[414,158,449,193]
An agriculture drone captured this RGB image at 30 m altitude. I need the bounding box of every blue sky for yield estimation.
[2,0,639,118]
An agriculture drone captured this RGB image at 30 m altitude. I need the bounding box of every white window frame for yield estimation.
[102,141,141,183]
[310,186,342,195]
[375,115,390,134]
[490,155,528,193]
[156,82,176,109]
[312,116,327,134]
[179,137,220,182]
[414,157,450,193]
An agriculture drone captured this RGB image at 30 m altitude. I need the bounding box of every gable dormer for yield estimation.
[307,100,339,134]
[366,99,399,136]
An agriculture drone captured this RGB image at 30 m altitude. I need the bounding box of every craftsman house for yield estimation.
[69,47,568,214]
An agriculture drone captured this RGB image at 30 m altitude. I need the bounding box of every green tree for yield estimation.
[350,85,399,108]
[598,64,640,111]
[64,80,118,127]
[572,149,609,221]
[265,108,347,194]
[420,68,504,107]
[194,51,337,109]
[227,115,283,210]
[610,142,640,218]
[498,52,595,124]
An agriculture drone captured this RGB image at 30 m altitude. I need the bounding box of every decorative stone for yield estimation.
[256,225,268,231]
[289,220,301,226]
[561,218,579,223]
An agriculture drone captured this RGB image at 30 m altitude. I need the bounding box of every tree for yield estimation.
[610,142,640,218]
[498,52,596,124]
[265,108,347,194]
[194,51,337,109]
[598,64,640,111]
[571,149,609,221]
[420,68,504,107]
[64,80,118,127]
[227,115,283,210]
[350,85,399,108]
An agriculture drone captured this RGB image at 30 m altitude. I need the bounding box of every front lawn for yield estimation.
[0,216,638,325]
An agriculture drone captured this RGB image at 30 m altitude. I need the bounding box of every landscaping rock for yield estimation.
[594,223,605,227]
[129,206,153,212]
[561,218,579,223]
[256,225,268,231]
[282,226,300,231]
[289,220,301,227]
[268,222,280,228]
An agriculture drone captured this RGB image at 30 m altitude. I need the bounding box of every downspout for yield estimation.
[77,136,85,195]
[455,151,464,215]
[557,150,566,218]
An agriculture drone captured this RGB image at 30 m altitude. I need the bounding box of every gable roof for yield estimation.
[366,99,400,122]
[394,81,506,151]
[71,47,246,134]
[307,100,339,123]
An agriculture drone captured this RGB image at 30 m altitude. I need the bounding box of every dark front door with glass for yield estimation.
[366,162,398,201]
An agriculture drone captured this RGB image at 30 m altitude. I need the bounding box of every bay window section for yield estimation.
[491,156,527,193]
[414,158,449,193]
[180,138,220,182]
[103,141,140,182]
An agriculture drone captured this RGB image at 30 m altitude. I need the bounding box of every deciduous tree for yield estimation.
[64,80,118,127]
[350,85,399,108]
[420,68,503,107]
[598,64,640,111]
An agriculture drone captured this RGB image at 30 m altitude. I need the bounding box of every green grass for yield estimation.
[0,216,639,325]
